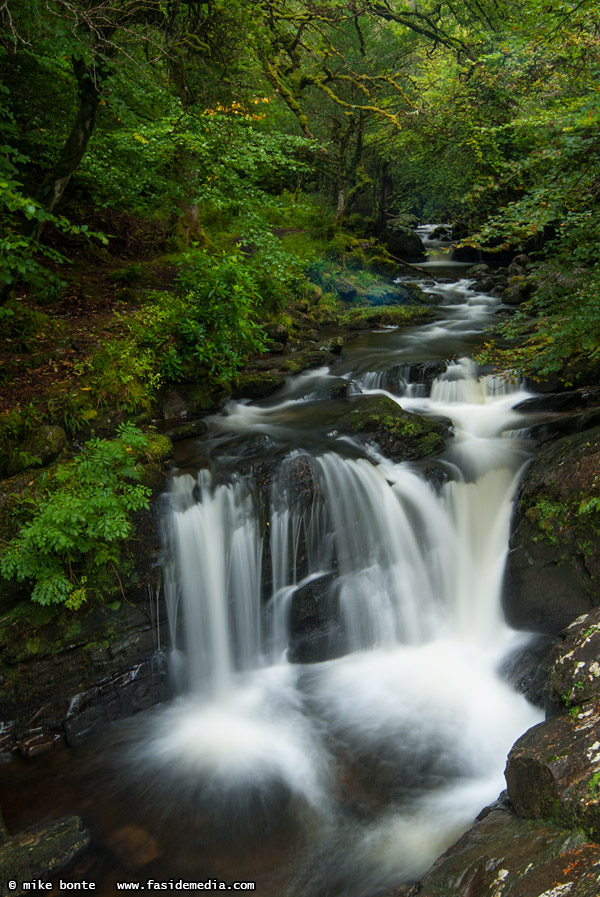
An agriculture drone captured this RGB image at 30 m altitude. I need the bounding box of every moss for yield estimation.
[233,372,286,400]
[336,305,436,329]
[334,395,447,461]
[142,433,173,464]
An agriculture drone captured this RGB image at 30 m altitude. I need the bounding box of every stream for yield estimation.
[2,231,544,895]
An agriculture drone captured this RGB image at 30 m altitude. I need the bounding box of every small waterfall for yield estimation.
[164,471,263,696]
[133,272,543,895]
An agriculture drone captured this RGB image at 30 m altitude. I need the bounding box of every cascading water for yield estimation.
[123,273,543,895]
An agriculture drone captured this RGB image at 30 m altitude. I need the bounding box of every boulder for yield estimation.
[466,263,491,279]
[508,254,531,277]
[382,228,426,259]
[503,276,533,306]
[262,322,289,344]
[548,608,600,710]
[504,426,600,634]
[331,395,448,462]
[505,702,600,838]
[334,278,359,300]
[232,372,286,400]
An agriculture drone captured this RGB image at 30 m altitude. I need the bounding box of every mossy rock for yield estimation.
[505,424,600,634]
[0,815,90,880]
[333,395,447,462]
[336,305,437,329]
[366,253,400,276]
[233,372,286,400]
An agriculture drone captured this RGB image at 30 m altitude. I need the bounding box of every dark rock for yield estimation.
[288,573,344,664]
[505,702,600,837]
[548,608,600,711]
[382,228,426,259]
[63,652,170,746]
[499,635,556,708]
[508,254,531,277]
[503,276,533,306]
[380,803,600,897]
[331,395,447,462]
[158,382,231,421]
[232,372,286,400]
[161,418,208,441]
[0,815,90,881]
[504,426,600,634]
[466,263,491,278]
[263,322,289,344]
[334,278,358,300]
[266,340,286,354]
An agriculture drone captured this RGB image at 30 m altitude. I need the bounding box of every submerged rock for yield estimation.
[0,815,90,881]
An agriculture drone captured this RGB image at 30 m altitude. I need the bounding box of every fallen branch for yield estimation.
[387,253,429,276]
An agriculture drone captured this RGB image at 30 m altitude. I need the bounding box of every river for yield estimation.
[1,235,544,895]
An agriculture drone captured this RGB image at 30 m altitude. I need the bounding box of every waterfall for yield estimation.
[131,278,543,895]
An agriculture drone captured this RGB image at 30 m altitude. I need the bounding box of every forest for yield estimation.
[2,0,600,606]
[1,0,600,891]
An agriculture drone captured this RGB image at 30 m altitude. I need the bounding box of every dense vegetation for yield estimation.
[1,0,600,606]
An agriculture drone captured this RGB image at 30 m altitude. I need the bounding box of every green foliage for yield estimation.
[0,424,156,607]
[131,250,267,383]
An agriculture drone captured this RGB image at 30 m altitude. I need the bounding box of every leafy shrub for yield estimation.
[0,424,157,607]
[132,250,267,382]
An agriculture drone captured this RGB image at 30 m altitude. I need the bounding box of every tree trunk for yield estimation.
[33,56,104,235]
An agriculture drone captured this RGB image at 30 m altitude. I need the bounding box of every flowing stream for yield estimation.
[114,260,542,894]
[2,249,544,894]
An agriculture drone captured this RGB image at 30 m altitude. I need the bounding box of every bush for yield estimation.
[133,250,267,382]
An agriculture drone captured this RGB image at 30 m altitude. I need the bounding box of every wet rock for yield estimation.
[499,635,556,708]
[288,573,344,664]
[332,395,448,462]
[0,597,170,750]
[63,652,170,745]
[161,418,208,441]
[158,382,232,420]
[548,608,600,710]
[380,803,600,897]
[504,426,600,634]
[466,263,491,279]
[430,225,451,240]
[505,702,600,837]
[0,815,90,882]
[232,372,286,400]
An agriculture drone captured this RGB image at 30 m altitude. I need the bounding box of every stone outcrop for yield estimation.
[504,425,600,634]
[331,394,448,462]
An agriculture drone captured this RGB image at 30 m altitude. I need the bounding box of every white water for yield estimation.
[138,274,542,895]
